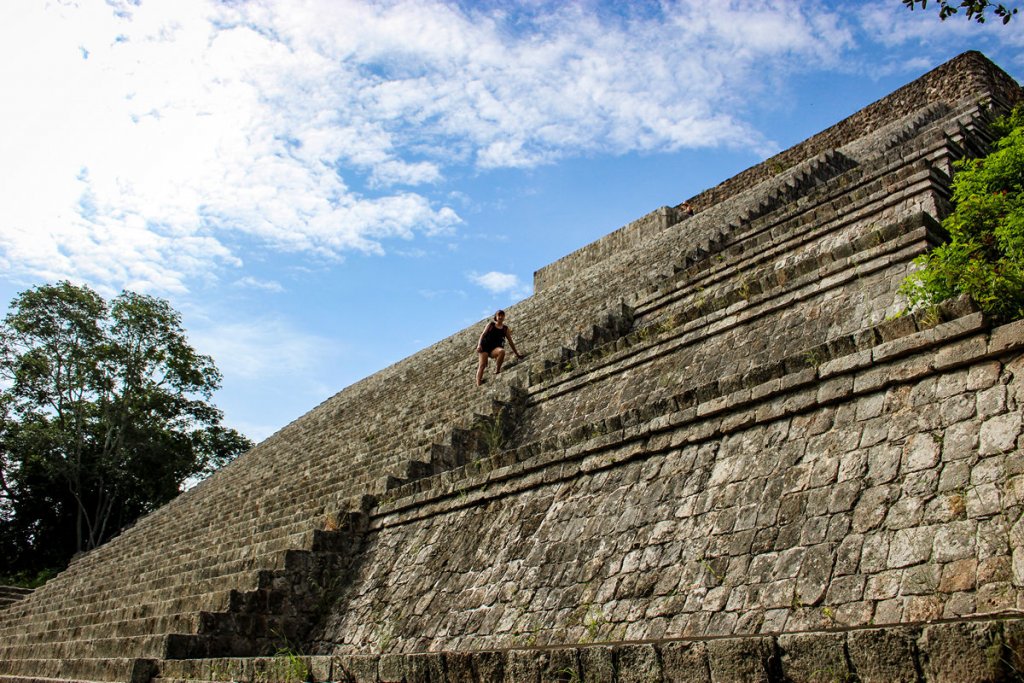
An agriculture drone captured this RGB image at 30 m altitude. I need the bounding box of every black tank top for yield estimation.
[480,322,507,351]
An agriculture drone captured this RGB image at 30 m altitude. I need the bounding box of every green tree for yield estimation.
[900,107,1024,321]
[901,0,1019,23]
[0,282,252,580]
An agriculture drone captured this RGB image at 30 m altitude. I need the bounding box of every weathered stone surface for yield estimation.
[442,652,474,683]
[334,655,380,683]
[707,637,778,683]
[378,654,405,683]
[778,632,849,683]
[580,645,616,683]
[660,641,710,683]
[918,621,1006,683]
[846,627,918,683]
[616,644,662,683]
[504,649,546,683]
[471,651,506,683]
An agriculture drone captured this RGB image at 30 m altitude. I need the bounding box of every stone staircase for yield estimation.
[0,586,33,610]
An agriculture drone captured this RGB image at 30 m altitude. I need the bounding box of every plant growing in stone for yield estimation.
[900,105,1024,322]
[476,406,513,456]
[374,621,395,654]
[700,558,724,585]
[737,277,754,301]
[803,348,828,369]
[555,666,582,683]
[207,661,232,682]
[272,647,310,683]
[581,603,608,642]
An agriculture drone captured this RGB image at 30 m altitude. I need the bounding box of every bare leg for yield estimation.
[493,347,506,374]
[477,352,489,385]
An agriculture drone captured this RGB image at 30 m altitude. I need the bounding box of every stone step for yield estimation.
[0,586,34,610]
[525,129,946,390]
[648,142,947,309]
[13,527,312,621]
[0,590,234,646]
[155,656,332,683]
[518,236,936,445]
[0,657,155,683]
[379,294,983,513]
[529,204,936,404]
[150,618,1024,683]
[0,613,198,655]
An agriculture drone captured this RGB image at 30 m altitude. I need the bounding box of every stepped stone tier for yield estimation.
[3,50,1024,683]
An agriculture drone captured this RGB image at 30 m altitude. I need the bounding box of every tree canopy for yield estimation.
[902,0,1019,23]
[900,107,1024,322]
[0,282,252,583]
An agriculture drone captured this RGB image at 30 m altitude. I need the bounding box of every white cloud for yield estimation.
[233,276,284,292]
[852,2,1024,53]
[470,270,528,296]
[0,0,857,296]
[189,316,337,382]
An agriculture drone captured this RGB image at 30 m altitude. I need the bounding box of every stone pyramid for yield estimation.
[2,50,1023,683]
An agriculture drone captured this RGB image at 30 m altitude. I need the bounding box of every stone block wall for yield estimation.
[309,313,1024,654]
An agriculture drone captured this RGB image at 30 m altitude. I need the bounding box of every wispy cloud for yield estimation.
[189,317,338,382]
[234,276,285,292]
[469,270,531,299]
[0,0,856,296]
[847,1,1024,76]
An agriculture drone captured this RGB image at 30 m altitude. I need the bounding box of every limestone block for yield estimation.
[888,497,929,532]
[470,651,506,682]
[939,558,979,593]
[404,653,446,683]
[579,645,615,683]
[932,520,977,563]
[441,652,474,683]
[918,621,1006,683]
[980,413,1022,456]
[903,432,941,472]
[706,636,778,683]
[795,544,835,606]
[377,654,404,683]
[504,649,547,683]
[544,647,580,682]
[659,640,710,683]
[846,627,918,683]
[942,421,980,461]
[888,527,934,568]
[616,644,662,683]
[778,632,849,683]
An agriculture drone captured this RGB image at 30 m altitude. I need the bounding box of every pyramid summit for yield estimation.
[2,50,1024,683]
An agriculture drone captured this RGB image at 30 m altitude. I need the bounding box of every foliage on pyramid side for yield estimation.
[901,105,1024,322]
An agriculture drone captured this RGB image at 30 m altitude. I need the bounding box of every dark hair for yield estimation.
[494,310,505,321]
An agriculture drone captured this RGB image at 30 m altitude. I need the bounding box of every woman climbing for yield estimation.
[476,309,523,386]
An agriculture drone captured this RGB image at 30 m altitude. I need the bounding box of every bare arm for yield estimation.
[476,321,494,352]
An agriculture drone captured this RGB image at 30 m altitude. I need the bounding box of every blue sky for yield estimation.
[1,0,1021,443]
